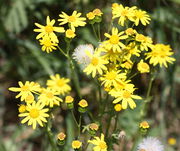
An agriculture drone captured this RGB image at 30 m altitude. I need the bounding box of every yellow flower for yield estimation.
[93,9,103,16]
[121,60,133,69]
[112,4,136,26]
[100,70,126,88]
[83,53,108,78]
[114,104,122,112]
[139,121,150,129]
[18,104,26,113]
[110,88,142,109]
[47,74,71,95]
[38,88,63,108]
[89,123,99,131]
[135,34,153,51]
[86,12,95,20]
[146,44,175,67]
[65,96,74,103]
[39,35,58,53]
[58,11,86,30]
[125,28,137,36]
[72,140,82,149]
[9,81,41,101]
[168,137,176,146]
[137,60,150,73]
[25,94,35,104]
[78,99,88,108]
[133,9,151,26]
[103,27,127,52]
[57,132,66,141]
[34,16,65,43]
[125,42,141,57]
[88,133,107,151]
[19,101,49,129]
[65,29,76,38]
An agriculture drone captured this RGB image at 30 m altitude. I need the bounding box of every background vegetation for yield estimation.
[0,0,179,150]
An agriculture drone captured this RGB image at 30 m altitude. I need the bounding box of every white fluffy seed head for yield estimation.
[72,44,94,65]
[137,137,164,151]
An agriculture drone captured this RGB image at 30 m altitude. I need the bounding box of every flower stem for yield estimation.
[91,24,99,41]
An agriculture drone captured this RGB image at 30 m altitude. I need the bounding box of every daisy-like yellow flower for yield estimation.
[18,104,26,113]
[114,104,122,112]
[146,44,175,68]
[112,4,136,26]
[78,99,88,108]
[93,9,103,16]
[137,60,150,73]
[47,74,71,95]
[125,42,141,58]
[133,9,151,26]
[103,27,127,52]
[83,53,108,78]
[86,12,95,20]
[88,133,107,151]
[110,88,142,109]
[25,94,34,104]
[34,16,65,43]
[65,28,76,38]
[140,121,150,129]
[100,47,121,63]
[121,59,133,70]
[58,11,86,30]
[39,35,58,53]
[72,140,82,149]
[135,34,153,51]
[38,88,63,108]
[100,70,126,88]
[125,28,137,36]
[19,101,49,129]
[9,81,41,101]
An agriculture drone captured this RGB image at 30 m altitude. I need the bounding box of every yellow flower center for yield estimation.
[125,28,135,35]
[140,121,149,128]
[110,35,119,44]
[121,10,128,16]
[66,29,74,36]
[44,39,52,47]
[25,94,34,104]
[57,79,65,87]
[123,91,131,98]
[86,12,95,20]
[89,123,99,131]
[21,85,29,91]
[57,132,66,140]
[29,109,39,118]
[136,34,146,42]
[91,57,99,66]
[106,71,116,80]
[68,16,76,22]
[141,63,149,69]
[79,99,88,107]
[45,25,53,33]
[72,140,82,149]
[135,11,144,18]
[18,105,26,113]
[99,141,107,149]
[46,92,54,98]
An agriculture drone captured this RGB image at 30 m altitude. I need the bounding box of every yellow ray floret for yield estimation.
[103,27,128,52]
[34,16,65,43]
[47,74,71,95]
[39,35,58,53]
[100,70,127,88]
[58,11,86,30]
[9,81,41,101]
[88,133,107,151]
[145,44,175,68]
[38,88,63,108]
[110,87,142,109]
[112,4,136,26]
[18,101,49,129]
[83,53,108,78]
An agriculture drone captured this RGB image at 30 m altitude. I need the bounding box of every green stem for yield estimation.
[105,113,113,138]
[128,72,139,80]
[91,24,99,41]
[57,46,68,58]
[71,110,79,128]
[78,115,82,138]
[113,113,119,132]
[45,121,58,151]
[146,77,154,98]
[97,23,101,41]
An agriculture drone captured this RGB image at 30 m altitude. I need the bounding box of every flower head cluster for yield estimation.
[9,74,71,129]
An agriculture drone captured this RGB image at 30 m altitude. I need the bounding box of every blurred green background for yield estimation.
[0,0,179,151]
